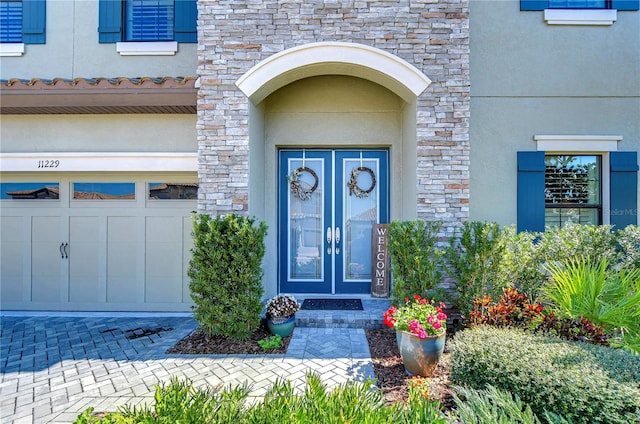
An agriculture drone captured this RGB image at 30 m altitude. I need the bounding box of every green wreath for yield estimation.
[347,166,376,199]
[287,167,318,201]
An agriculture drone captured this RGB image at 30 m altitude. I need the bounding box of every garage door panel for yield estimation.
[1,176,196,311]
[146,217,182,303]
[69,216,101,303]
[107,216,139,303]
[1,217,25,302]
[31,216,63,303]
[182,216,194,303]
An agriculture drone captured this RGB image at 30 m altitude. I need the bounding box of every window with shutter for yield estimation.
[518,147,638,232]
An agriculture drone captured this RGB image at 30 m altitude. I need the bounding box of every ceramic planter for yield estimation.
[266,314,296,337]
[395,330,446,377]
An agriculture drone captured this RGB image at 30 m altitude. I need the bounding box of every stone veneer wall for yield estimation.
[196,0,469,234]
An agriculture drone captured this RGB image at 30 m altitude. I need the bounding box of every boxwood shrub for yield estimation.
[449,326,640,424]
[188,213,267,340]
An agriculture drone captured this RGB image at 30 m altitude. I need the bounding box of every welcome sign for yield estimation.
[371,224,390,298]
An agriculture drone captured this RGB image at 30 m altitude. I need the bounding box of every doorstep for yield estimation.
[293,297,391,329]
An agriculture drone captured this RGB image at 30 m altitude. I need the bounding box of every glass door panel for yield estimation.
[287,157,324,281]
[335,151,388,293]
[279,151,332,293]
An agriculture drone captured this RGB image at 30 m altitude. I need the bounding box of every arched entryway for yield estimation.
[235,42,432,297]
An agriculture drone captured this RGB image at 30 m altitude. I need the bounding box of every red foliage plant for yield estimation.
[468,287,609,346]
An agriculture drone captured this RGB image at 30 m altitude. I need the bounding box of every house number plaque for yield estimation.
[37,159,61,169]
[371,224,390,298]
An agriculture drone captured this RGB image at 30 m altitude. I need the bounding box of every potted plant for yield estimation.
[383,294,447,377]
[265,294,301,337]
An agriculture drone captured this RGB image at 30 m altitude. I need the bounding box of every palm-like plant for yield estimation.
[544,257,640,353]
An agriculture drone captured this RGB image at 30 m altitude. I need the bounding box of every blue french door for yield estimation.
[278,149,389,294]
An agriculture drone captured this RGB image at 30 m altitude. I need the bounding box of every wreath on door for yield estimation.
[347,166,376,198]
[287,167,318,201]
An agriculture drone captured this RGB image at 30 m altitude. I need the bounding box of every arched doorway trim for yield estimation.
[236,42,431,103]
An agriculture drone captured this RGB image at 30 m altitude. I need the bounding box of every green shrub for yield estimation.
[539,224,618,267]
[544,256,640,353]
[444,221,506,316]
[387,220,443,303]
[188,213,267,340]
[449,326,640,424]
[76,374,450,424]
[617,225,640,272]
[501,227,547,301]
[450,384,553,424]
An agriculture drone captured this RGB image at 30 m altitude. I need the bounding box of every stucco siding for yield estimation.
[0,0,197,81]
[265,76,403,147]
[470,1,640,97]
[469,0,640,226]
[470,97,640,225]
[0,115,197,153]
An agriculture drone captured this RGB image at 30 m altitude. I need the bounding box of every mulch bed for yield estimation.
[364,327,454,407]
[166,319,291,355]
[166,322,455,407]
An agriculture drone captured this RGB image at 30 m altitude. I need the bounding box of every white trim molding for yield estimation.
[0,43,25,57]
[236,42,432,104]
[0,152,197,172]
[116,41,178,56]
[534,135,622,152]
[544,9,617,26]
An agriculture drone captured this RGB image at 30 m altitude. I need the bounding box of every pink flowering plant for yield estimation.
[383,294,447,338]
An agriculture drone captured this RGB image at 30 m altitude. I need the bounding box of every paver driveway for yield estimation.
[0,315,375,424]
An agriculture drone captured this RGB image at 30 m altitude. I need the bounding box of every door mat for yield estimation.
[301,298,363,311]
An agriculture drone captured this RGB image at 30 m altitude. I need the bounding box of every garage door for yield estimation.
[0,175,196,312]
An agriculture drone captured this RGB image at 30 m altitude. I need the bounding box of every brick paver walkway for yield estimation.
[0,315,376,424]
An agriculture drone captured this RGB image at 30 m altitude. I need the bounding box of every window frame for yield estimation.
[544,154,603,227]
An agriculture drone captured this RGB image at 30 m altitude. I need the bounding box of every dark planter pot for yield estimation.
[266,314,296,337]
[395,330,446,377]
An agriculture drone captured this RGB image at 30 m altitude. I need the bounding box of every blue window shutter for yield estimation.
[517,151,546,233]
[610,151,639,229]
[612,0,640,10]
[521,0,548,10]
[98,0,123,43]
[22,0,45,44]
[174,0,196,43]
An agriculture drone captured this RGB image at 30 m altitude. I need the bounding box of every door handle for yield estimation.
[326,227,332,255]
[63,243,69,259]
[60,243,65,259]
[335,227,341,255]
